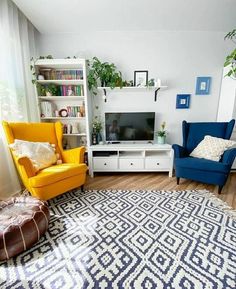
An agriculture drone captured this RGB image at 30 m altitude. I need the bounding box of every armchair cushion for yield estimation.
[29,163,87,188]
[175,157,230,173]
[10,139,59,172]
[190,136,235,161]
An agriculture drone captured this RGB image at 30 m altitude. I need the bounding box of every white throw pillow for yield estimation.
[10,139,58,172]
[190,135,236,161]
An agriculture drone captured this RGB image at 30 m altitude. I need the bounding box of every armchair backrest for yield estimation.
[2,121,64,154]
[182,119,235,154]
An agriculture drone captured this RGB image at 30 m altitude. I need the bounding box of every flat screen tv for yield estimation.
[105,112,155,142]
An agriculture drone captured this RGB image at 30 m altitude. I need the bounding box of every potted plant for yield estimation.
[224,28,236,79]
[38,84,58,96]
[88,57,123,94]
[92,116,103,144]
[156,122,167,144]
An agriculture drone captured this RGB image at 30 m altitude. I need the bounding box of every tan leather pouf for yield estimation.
[0,196,50,261]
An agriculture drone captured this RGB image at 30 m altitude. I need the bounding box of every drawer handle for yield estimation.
[156,163,160,165]
[130,163,133,166]
[104,163,107,166]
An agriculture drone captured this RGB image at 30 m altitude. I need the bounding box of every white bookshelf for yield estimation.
[34,58,91,149]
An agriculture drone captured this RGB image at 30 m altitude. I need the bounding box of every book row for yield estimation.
[59,85,84,96]
[39,69,83,80]
[40,102,86,118]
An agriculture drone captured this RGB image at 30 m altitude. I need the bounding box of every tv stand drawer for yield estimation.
[119,158,144,170]
[145,158,170,170]
[93,158,118,170]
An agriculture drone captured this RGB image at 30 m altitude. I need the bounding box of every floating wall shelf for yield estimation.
[97,86,168,102]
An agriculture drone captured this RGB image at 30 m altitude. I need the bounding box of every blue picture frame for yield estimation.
[195,76,211,95]
[176,94,191,109]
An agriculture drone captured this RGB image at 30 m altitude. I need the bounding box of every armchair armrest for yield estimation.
[62,146,86,164]
[17,156,36,178]
[222,148,236,166]
[172,144,188,158]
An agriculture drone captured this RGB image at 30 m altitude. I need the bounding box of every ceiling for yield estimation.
[13,0,236,34]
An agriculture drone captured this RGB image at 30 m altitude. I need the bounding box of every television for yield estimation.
[105,112,155,142]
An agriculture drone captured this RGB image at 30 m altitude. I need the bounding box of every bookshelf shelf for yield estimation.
[34,59,85,69]
[37,80,84,85]
[41,117,86,120]
[63,133,86,136]
[34,58,91,149]
[38,96,85,101]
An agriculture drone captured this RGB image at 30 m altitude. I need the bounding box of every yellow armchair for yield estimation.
[2,121,88,200]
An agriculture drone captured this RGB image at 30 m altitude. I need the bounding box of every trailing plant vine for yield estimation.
[224,29,236,79]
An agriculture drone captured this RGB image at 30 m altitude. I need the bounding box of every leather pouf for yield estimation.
[0,196,50,261]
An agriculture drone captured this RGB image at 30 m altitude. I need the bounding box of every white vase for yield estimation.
[157,136,166,144]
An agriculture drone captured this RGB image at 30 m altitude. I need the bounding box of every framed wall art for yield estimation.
[176,94,191,109]
[134,70,148,87]
[195,76,211,95]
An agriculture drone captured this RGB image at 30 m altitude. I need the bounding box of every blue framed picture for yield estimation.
[176,94,191,109]
[195,77,211,95]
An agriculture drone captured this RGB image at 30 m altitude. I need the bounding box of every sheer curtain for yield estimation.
[0,0,39,198]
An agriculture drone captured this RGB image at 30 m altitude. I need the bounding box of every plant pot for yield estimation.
[46,91,52,96]
[157,136,166,144]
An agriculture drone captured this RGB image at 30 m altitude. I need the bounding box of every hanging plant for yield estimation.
[87,57,123,95]
[224,29,236,79]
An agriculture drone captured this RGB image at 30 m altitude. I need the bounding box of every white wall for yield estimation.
[39,31,233,144]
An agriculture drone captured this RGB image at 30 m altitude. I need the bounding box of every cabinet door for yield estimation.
[145,158,170,170]
[93,158,118,170]
[119,159,144,170]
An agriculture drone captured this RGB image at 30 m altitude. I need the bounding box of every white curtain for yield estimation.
[0,0,39,198]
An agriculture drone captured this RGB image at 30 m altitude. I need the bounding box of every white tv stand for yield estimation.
[88,143,174,177]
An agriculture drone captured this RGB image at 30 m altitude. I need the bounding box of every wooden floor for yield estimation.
[86,172,236,209]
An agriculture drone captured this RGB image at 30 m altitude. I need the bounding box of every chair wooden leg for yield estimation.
[81,185,84,192]
[218,186,223,194]
[176,177,180,185]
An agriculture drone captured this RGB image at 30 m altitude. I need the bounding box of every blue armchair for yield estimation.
[172,120,236,194]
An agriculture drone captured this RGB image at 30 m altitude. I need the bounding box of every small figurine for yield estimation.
[67,86,74,96]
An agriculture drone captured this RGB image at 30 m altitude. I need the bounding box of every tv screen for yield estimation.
[105,112,155,142]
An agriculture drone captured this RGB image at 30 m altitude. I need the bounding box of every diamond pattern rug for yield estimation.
[0,189,236,289]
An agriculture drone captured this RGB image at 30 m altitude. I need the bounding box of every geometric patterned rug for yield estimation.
[0,189,236,289]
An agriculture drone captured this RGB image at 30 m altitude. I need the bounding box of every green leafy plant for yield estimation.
[45,84,58,96]
[92,116,103,133]
[88,57,123,94]
[224,29,236,79]
[37,83,58,96]
[156,121,167,137]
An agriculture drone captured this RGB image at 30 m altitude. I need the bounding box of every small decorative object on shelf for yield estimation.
[72,123,79,134]
[156,121,167,144]
[67,86,74,96]
[59,109,68,117]
[92,129,98,145]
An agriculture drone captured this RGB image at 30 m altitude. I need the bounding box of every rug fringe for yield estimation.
[190,189,236,219]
